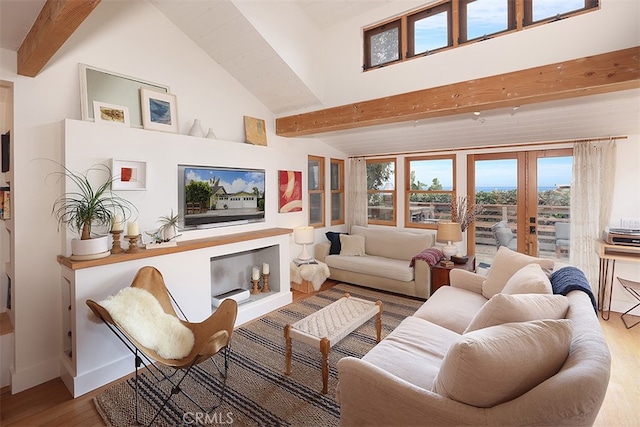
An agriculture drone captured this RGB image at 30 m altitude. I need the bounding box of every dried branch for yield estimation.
[451,196,484,232]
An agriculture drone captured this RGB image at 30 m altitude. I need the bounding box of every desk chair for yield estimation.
[617,277,640,329]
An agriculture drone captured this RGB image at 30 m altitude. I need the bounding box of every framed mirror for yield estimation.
[79,64,170,128]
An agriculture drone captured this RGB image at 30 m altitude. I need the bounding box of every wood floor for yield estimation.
[1,286,638,426]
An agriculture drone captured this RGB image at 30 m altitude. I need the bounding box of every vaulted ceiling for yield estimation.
[1,0,638,156]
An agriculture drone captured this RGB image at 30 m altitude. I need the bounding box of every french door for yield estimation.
[468,149,573,265]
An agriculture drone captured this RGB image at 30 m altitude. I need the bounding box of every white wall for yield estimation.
[0,0,344,393]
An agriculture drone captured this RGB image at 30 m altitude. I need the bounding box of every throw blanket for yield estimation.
[409,248,443,268]
[550,266,598,314]
[290,261,331,291]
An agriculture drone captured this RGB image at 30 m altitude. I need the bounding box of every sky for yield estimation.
[185,167,265,194]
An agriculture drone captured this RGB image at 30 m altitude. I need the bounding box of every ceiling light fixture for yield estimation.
[473,111,481,116]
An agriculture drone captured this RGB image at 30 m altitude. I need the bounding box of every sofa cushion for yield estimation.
[482,247,554,299]
[501,263,553,295]
[351,225,433,261]
[433,319,573,408]
[362,316,460,390]
[413,286,488,334]
[340,234,366,256]
[325,254,414,282]
[464,293,569,333]
[325,231,347,255]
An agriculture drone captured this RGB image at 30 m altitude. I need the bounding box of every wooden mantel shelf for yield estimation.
[57,227,293,270]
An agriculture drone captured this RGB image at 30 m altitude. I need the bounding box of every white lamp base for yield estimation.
[298,244,312,261]
[442,243,457,260]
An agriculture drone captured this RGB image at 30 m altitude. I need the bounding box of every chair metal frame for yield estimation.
[617,277,640,329]
[87,266,238,426]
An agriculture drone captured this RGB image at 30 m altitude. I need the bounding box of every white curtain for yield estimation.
[570,139,616,290]
[347,157,367,230]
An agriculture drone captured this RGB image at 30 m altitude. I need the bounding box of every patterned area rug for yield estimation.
[94,284,424,426]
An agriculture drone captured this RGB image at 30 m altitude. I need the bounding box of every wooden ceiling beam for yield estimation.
[276,46,640,137]
[17,0,101,77]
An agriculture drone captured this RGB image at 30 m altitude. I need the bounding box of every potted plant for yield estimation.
[157,209,180,241]
[51,163,136,258]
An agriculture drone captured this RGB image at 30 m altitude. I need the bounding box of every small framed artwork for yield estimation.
[93,101,130,126]
[244,116,267,146]
[140,88,178,133]
[278,170,302,213]
[111,159,147,191]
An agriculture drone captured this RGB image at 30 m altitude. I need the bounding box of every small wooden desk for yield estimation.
[596,241,640,320]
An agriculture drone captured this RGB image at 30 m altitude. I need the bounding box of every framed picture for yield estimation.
[93,101,130,126]
[111,159,147,191]
[140,88,178,133]
[244,116,267,146]
[278,170,302,213]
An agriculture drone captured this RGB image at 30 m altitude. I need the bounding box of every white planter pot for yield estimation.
[163,225,177,241]
[71,235,109,256]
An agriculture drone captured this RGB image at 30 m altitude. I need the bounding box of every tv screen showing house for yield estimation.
[178,165,265,228]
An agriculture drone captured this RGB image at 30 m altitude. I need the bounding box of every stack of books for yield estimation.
[293,258,318,267]
[212,288,250,307]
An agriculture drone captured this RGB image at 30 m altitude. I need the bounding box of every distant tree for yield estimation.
[428,178,443,191]
[185,181,213,209]
[367,162,393,190]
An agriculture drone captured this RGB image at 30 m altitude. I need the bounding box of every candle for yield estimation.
[127,221,139,236]
[252,266,260,281]
[262,262,269,275]
[111,214,124,232]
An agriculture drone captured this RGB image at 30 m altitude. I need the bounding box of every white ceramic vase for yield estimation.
[205,128,217,139]
[163,225,177,241]
[188,119,204,137]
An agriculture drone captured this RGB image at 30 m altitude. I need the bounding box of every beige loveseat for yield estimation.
[315,225,436,299]
[337,247,611,426]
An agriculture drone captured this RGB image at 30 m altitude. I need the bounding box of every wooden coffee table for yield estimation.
[284,293,383,394]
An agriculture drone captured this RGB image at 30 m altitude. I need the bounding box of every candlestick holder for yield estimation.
[125,234,142,254]
[110,230,124,254]
[251,279,260,295]
[261,273,270,293]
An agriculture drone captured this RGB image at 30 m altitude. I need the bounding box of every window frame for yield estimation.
[405,154,457,230]
[407,1,452,58]
[523,0,599,27]
[363,18,403,70]
[308,155,325,228]
[366,158,397,226]
[330,158,345,226]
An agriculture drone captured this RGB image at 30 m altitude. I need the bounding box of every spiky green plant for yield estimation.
[157,209,180,237]
[51,164,136,240]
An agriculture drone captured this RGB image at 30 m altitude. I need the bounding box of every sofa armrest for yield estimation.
[449,269,485,294]
[413,258,432,298]
[337,357,485,426]
[315,241,330,263]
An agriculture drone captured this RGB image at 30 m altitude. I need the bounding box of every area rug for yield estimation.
[94,284,424,426]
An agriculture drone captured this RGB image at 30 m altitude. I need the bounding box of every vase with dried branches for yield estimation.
[451,196,484,232]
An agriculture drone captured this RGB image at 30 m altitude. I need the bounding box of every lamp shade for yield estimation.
[436,222,462,243]
[294,226,315,245]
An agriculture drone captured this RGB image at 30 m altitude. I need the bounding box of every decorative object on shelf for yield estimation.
[0,186,10,220]
[251,266,260,294]
[111,159,147,191]
[205,128,217,139]
[80,64,169,127]
[110,216,124,254]
[243,116,267,146]
[140,88,178,133]
[450,255,469,265]
[436,221,462,260]
[294,227,315,261]
[451,196,484,232]
[157,209,180,241]
[125,233,142,254]
[212,288,250,307]
[188,119,204,137]
[93,101,130,126]
[278,170,302,213]
[2,131,10,173]
[50,162,136,259]
[262,273,270,293]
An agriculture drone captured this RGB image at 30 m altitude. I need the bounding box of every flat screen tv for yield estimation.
[178,165,265,229]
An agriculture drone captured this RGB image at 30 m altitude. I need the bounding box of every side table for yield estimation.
[290,260,330,293]
[431,256,476,296]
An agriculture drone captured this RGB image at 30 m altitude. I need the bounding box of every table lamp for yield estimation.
[436,221,462,260]
[294,226,315,261]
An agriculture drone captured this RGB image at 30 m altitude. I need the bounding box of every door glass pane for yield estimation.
[474,159,518,266]
[537,156,572,261]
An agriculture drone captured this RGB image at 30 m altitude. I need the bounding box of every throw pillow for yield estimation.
[481,247,554,299]
[464,293,569,333]
[340,234,366,256]
[501,263,553,295]
[433,319,573,408]
[325,231,347,255]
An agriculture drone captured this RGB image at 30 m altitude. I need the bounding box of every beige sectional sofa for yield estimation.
[315,225,437,299]
[337,247,611,426]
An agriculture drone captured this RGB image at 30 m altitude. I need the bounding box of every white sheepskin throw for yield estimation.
[99,287,195,360]
[290,261,331,291]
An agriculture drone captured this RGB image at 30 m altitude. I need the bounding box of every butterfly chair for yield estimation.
[86,266,238,426]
